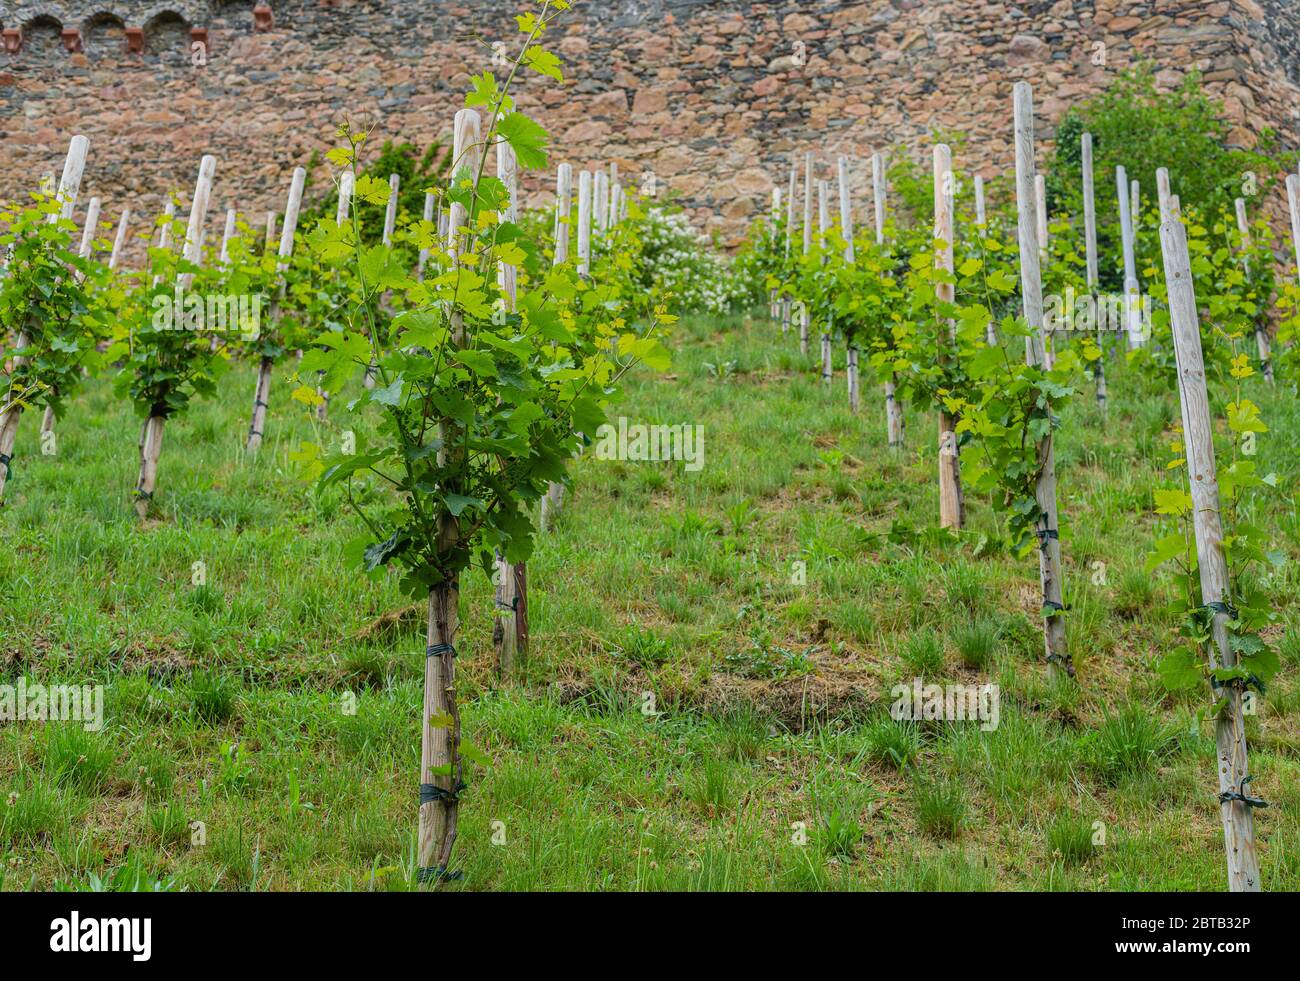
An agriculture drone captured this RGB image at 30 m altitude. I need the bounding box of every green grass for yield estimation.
[1,309,1297,890]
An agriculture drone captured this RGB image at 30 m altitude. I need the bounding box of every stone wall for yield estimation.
[0,0,1296,257]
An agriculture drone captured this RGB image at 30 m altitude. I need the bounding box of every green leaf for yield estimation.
[496,112,550,170]
[1157,645,1203,691]
[522,46,564,83]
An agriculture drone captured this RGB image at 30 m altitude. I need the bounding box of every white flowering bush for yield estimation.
[613,206,746,315]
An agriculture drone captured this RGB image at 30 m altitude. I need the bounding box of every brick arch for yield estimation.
[83,11,127,54]
[19,14,64,57]
[142,8,191,65]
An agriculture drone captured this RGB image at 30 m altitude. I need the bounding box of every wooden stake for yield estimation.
[874,150,903,447]
[871,151,885,245]
[108,209,130,270]
[1013,81,1070,679]
[802,151,813,256]
[769,186,782,318]
[1158,214,1262,892]
[77,196,101,259]
[553,164,572,264]
[818,179,832,386]
[1234,197,1273,384]
[1286,175,1300,275]
[263,211,276,255]
[317,172,354,421]
[1156,167,1171,223]
[594,168,609,233]
[246,165,305,452]
[974,173,986,226]
[1116,165,1143,348]
[383,173,399,246]
[784,153,797,258]
[1081,132,1107,414]
[837,156,854,262]
[52,135,89,224]
[494,137,527,679]
[218,207,237,265]
[934,144,963,529]
[542,163,574,527]
[577,170,593,276]
[418,108,480,886]
[136,154,214,518]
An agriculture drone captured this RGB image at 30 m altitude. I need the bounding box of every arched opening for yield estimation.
[143,10,191,67]
[210,0,255,35]
[84,12,127,57]
[21,15,63,58]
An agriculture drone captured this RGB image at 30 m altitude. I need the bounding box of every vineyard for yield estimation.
[2,2,1299,896]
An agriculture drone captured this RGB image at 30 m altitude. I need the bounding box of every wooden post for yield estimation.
[263,211,276,255]
[494,137,527,679]
[837,155,854,262]
[818,179,832,387]
[1286,175,1300,275]
[1234,197,1273,384]
[136,154,214,518]
[594,168,609,233]
[871,152,886,245]
[974,174,986,226]
[1,135,89,504]
[1156,167,1172,223]
[418,190,436,279]
[1081,132,1107,414]
[108,209,130,270]
[52,135,89,224]
[246,165,305,452]
[317,172,354,422]
[802,150,813,256]
[383,173,399,245]
[784,154,797,258]
[1169,193,1181,220]
[1116,165,1143,348]
[799,153,812,355]
[418,107,480,886]
[1159,214,1262,892]
[769,186,782,318]
[553,163,572,264]
[1013,81,1071,679]
[608,162,619,222]
[577,170,593,277]
[781,155,796,333]
[218,207,237,265]
[541,163,574,529]
[874,151,904,448]
[934,144,963,529]
[208,207,238,353]
[76,196,101,259]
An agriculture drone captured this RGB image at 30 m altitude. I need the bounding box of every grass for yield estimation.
[0,309,1297,890]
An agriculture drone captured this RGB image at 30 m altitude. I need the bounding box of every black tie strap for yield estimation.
[1219,775,1268,809]
[0,452,10,479]
[420,780,467,806]
[417,865,463,884]
[427,643,456,658]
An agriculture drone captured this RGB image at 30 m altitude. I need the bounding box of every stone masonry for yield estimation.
[0,0,1297,255]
